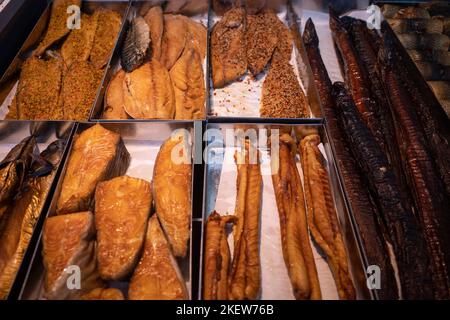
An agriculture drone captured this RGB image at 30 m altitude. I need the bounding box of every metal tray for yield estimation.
[199,123,373,300]
[0,120,76,300]
[89,0,209,121]
[19,121,199,300]
[206,2,324,122]
[0,0,130,120]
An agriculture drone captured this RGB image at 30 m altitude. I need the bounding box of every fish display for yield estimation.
[56,124,130,214]
[153,132,192,258]
[95,176,152,281]
[271,134,321,300]
[42,211,102,300]
[0,140,63,299]
[128,215,188,300]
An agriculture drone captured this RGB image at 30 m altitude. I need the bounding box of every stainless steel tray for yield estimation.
[89,0,209,121]
[206,2,323,121]
[199,123,373,300]
[0,0,130,120]
[0,120,76,300]
[19,121,197,300]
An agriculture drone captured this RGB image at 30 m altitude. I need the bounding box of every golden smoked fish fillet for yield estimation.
[153,132,192,258]
[203,211,236,300]
[210,8,247,88]
[34,0,82,57]
[229,140,262,300]
[95,176,152,281]
[160,14,187,70]
[42,211,102,300]
[0,141,63,299]
[271,134,321,300]
[60,60,103,120]
[144,6,164,61]
[170,48,205,120]
[56,124,130,214]
[61,12,99,67]
[90,8,122,69]
[180,15,207,60]
[128,215,188,300]
[300,134,355,300]
[103,69,128,119]
[246,12,278,76]
[123,60,175,119]
[14,57,63,120]
[81,288,124,300]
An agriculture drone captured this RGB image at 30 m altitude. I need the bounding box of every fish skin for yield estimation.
[95,176,152,281]
[302,18,398,300]
[169,48,205,120]
[160,14,187,70]
[0,140,63,299]
[332,82,434,300]
[123,60,175,119]
[121,16,150,73]
[128,215,188,300]
[152,132,192,258]
[144,6,164,61]
[210,7,247,88]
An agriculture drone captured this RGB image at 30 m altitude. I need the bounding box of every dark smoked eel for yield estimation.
[329,10,386,156]
[302,19,398,300]
[332,82,434,300]
[381,21,450,198]
[380,39,450,299]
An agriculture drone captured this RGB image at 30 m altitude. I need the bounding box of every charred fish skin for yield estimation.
[329,10,387,156]
[303,19,398,299]
[332,82,434,300]
[381,21,450,199]
[380,43,450,299]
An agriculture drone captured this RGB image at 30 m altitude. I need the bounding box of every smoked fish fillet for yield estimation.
[300,134,355,300]
[153,132,192,258]
[170,48,205,119]
[103,69,128,119]
[144,6,164,61]
[203,211,236,300]
[95,176,152,281]
[246,12,278,76]
[90,8,122,69]
[13,57,63,120]
[160,14,187,70]
[42,211,102,300]
[81,288,124,300]
[61,12,99,67]
[60,60,103,120]
[56,124,130,214]
[210,8,247,88]
[128,215,188,300]
[0,141,64,299]
[271,134,321,300]
[181,15,207,60]
[34,0,82,57]
[123,60,175,119]
[229,140,262,300]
